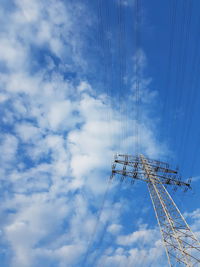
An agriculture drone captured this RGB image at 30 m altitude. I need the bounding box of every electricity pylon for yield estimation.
[111,154,200,266]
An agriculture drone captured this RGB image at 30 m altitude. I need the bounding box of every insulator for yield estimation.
[112,170,116,175]
[124,178,129,184]
[184,187,188,193]
[112,164,116,170]
[131,179,135,185]
[173,186,178,192]
[134,162,138,168]
[154,166,159,172]
[110,173,114,179]
[120,176,125,182]
[122,165,126,175]
[177,175,181,181]
[133,172,137,178]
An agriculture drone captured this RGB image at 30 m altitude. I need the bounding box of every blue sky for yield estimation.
[0,0,200,266]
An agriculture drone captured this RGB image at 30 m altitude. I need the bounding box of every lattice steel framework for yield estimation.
[111,154,200,266]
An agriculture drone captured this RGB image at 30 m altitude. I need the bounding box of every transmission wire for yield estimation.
[134,0,141,156]
[176,0,193,164]
[179,7,200,169]
[160,0,177,144]
[82,178,112,267]
[91,180,124,266]
[167,0,186,153]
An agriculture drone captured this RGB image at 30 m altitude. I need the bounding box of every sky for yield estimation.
[0,0,200,266]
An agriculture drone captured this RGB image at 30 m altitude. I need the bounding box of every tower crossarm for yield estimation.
[112,155,191,190]
[116,154,170,168]
[114,159,177,174]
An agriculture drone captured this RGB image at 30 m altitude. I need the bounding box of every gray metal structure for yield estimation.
[111,154,200,266]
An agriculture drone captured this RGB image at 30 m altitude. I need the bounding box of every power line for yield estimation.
[82,178,112,267]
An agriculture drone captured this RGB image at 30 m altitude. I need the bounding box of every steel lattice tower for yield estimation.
[111,154,200,266]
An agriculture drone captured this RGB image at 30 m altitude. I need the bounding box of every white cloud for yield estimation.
[6,72,40,94]
[0,93,8,102]
[96,239,166,267]
[4,193,71,267]
[15,123,41,143]
[117,227,159,246]
[47,100,74,130]
[108,224,122,235]
[184,208,200,236]
[0,134,18,166]
[0,38,27,70]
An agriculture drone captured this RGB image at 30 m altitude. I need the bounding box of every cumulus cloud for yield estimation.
[184,208,200,237]
[96,239,166,267]
[0,134,18,167]
[116,227,159,246]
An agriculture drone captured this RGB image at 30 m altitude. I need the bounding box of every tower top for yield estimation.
[111,153,191,190]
